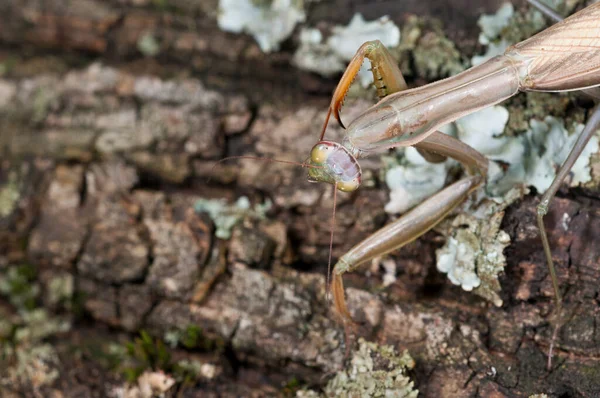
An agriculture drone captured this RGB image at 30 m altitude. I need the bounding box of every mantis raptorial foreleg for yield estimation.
[324,42,488,322]
[332,131,488,321]
[320,41,407,138]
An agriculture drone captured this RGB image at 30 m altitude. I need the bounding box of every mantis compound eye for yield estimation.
[306,141,361,191]
[337,177,360,192]
[310,143,333,164]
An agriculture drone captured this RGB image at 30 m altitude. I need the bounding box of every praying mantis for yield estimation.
[222,1,600,370]
[309,0,600,369]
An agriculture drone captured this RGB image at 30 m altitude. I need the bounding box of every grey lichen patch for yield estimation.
[383,144,454,214]
[137,32,161,57]
[411,19,465,80]
[471,3,515,65]
[0,307,70,391]
[298,338,418,398]
[452,108,598,197]
[505,91,578,136]
[2,343,60,389]
[44,272,74,310]
[195,196,272,239]
[472,1,575,67]
[0,79,16,107]
[217,0,306,53]
[128,152,191,184]
[436,187,525,306]
[12,76,62,125]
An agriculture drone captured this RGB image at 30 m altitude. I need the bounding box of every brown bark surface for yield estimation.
[1,0,600,397]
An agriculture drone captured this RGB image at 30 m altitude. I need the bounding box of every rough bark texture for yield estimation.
[1,0,600,397]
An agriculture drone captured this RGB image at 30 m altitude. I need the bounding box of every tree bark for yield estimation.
[1,0,600,397]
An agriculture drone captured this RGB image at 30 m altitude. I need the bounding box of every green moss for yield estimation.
[105,329,214,384]
[151,0,170,9]
[281,376,302,396]
[164,325,225,351]
[0,56,17,77]
[0,264,39,311]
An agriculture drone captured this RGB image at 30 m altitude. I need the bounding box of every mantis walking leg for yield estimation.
[323,42,488,322]
[537,105,600,369]
[526,0,563,22]
[332,132,488,320]
[525,0,600,369]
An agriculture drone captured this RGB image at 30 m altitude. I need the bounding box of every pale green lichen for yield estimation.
[412,27,465,80]
[217,0,306,53]
[0,171,22,218]
[294,13,401,87]
[471,3,514,65]
[477,2,514,44]
[45,273,74,309]
[0,262,71,390]
[137,32,161,57]
[195,196,272,239]
[524,117,599,191]
[436,187,525,306]
[471,2,547,66]
[384,146,453,214]
[31,86,56,124]
[13,309,71,344]
[3,343,60,388]
[387,102,599,302]
[297,338,418,398]
[0,309,70,390]
[456,108,599,196]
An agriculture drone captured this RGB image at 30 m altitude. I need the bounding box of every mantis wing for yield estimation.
[510,2,600,91]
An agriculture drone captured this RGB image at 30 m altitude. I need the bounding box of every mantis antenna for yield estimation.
[325,182,338,303]
[209,155,326,183]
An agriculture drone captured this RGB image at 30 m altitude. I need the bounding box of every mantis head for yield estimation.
[306,141,362,192]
